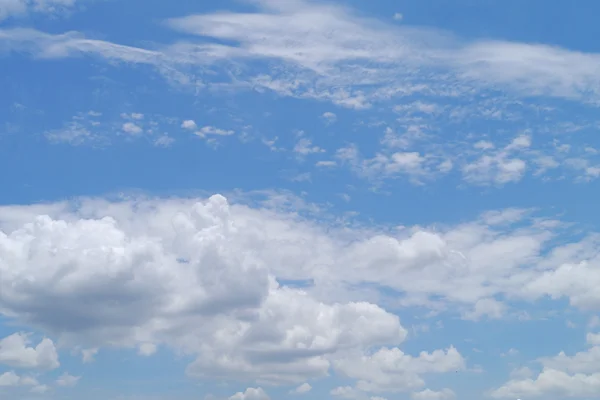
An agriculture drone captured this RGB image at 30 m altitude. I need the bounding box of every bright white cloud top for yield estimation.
[1,0,599,399]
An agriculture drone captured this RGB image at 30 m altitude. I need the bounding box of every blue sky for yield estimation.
[2,0,600,399]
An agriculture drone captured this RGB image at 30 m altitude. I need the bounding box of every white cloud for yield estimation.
[81,347,98,363]
[331,386,389,400]
[492,344,600,398]
[331,386,364,399]
[393,13,403,21]
[316,160,337,168]
[3,194,600,391]
[122,122,143,135]
[411,389,455,400]
[45,121,96,145]
[0,333,59,370]
[0,195,409,385]
[587,333,600,346]
[510,366,533,379]
[294,138,325,156]
[322,111,337,123]
[290,382,311,394]
[194,125,234,138]
[0,370,46,394]
[0,371,37,387]
[333,346,465,393]
[55,372,80,387]
[164,0,600,105]
[0,0,27,20]
[336,144,433,184]
[462,298,506,320]
[30,383,50,393]
[4,0,600,107]
[120,112,144,120]
[229,387,270,400]
[138,343,157,356]
[474,141,495,150]
[154,135,175,147]
[462,134,531,186]
[492,368,600,398]
[181,120,198,130]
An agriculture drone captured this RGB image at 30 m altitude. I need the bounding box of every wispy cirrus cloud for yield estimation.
[3,0,600,108]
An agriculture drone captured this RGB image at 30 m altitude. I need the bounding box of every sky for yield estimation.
[2,0,600,399]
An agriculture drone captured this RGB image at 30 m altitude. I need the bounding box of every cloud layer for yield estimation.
[1,193,600,396]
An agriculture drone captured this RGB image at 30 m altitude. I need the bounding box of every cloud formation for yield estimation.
[1,193,600,395]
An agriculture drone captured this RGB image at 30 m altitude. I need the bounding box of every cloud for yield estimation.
[164,0,600,105]
[30,383,50,393]
[322,111,337,123]
[0,194,409,386]
[0,370,39,387]
[293,138,325,156]
[462,134,531,186]
[120,113,144,120]
[181,120,198,130]
[0,0,77,21]
[181,120,234,138]
[81,348,97,363]
[587,333,600,346]
[290,382,311,394]
[330,386,365,399]
[492,343,600,398]
[194,125,234,137]
[154,135,175,147]
[229,387,270,400]
[333,346,465,393]
[330,386,389,400]
[45,121,96,145]
[55,372,80,387]
[336,144,437,185]
[492,368,600,398]
[316,160,337,168]
[122,122,143,135]
[0,333,59,370]
[411,389,455,400]
[0,0,27,20]
[3,0,600,108]
[3,194,600,391]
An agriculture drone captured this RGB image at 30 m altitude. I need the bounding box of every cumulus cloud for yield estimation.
[229,387,270,400]
[1,193,600,392]
[333,346,465,393]
[122,122,143,135]
[462,134,532,186]
[0,333,59,370]
[492,343,600,398]
[587,333,600,346]
[290,382,311,394]
[0,195,409,386]
[0,370,39,387]
[294,138,325,156]
[411,389,455,400]
[181,119,198,130]
[322,111,337,123]
[55,372,80,387]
